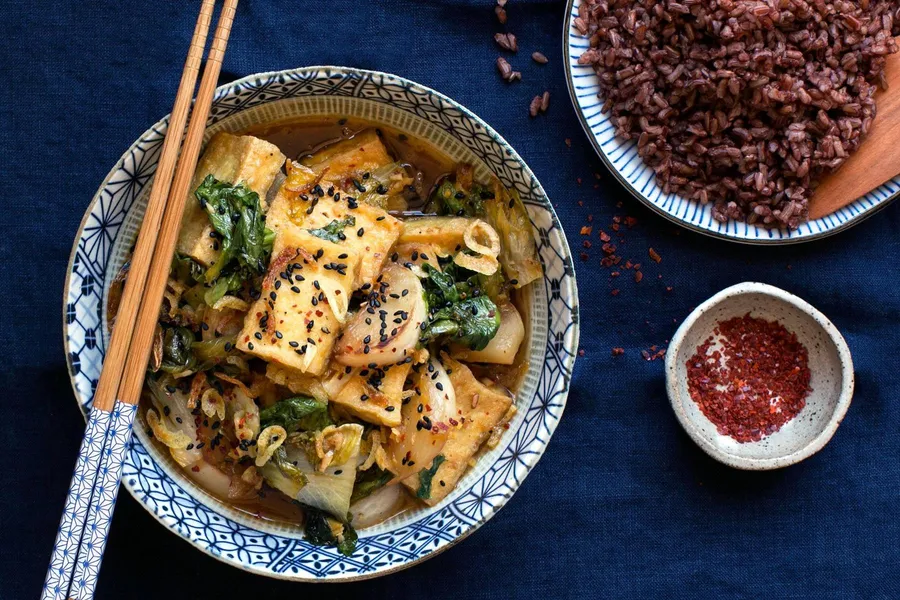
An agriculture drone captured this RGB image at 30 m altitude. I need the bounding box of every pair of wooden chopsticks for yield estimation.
[42,2,238,598]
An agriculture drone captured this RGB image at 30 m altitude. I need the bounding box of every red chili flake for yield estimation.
[635,271,643,283]
[633,263,642,270]
[580,225,593,235]
[641,349,651,360]
[611,288,620,296]
[666,286,673,292]
[601,243,617,254]
[611,271,620,277]
[577,178,582,185]
[583,240,592,249]
[686,314,812,443]
[578,200,584,207]
[580,252,589,261]
[611,223,620,232]
[599,231,611,242]
[578,349,586,357]
[624,260,633,269]
[625,216,638,227]
[587,214,594,222]
[612,347,625,356]
[649,248,662,263]
[594,172,602,179]
[565,138,572,148]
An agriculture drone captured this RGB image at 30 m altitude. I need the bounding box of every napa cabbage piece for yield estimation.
[144,375,202,467]
[260,424,364,519]
[484,181,542,288]
[451,301,525,364]
[259,396,332,433]
[354,162,414,210]
[259,446,308,498]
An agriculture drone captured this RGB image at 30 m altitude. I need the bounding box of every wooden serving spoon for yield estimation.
[810,44,900,219]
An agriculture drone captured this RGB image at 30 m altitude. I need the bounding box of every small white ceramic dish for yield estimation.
[665,282,854,470]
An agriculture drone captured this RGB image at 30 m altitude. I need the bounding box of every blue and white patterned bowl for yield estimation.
[563,0,900,244]
[62,66,579,581]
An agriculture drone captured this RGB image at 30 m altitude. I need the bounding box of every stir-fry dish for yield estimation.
[133,120,541,555]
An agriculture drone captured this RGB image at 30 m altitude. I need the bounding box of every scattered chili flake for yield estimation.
[686,314,811,443]
[599,231,611,242]
[565,138,572,148]
[634,271,643,283]
[583,240,592,249]
[601,243,616,254]
[577,178,583,185]
[578,349,586,357]
[625,216,638,227]
[611,288,620,296]
[649,248,662,263]
[580,252,589,262]
[580,225,592,235]
[611,271,620,277]
[611,347,625,356]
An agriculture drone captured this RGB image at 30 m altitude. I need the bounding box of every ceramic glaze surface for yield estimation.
[665,283,853,469]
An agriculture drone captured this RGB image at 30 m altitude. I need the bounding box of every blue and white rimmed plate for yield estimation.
[564,0,900,244]
[63,66,579,581]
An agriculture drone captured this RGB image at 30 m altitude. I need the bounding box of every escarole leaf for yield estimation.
[421,297,500,351]
[420,264,501,351]
[160,326,196,374]
[259,396,332,433]
[307,216,356,244]
[194,174,274,298]
[303,506,358,556]
[350,467,393,505]
[416,454,446,500]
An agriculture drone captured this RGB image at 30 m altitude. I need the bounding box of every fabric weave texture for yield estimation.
[1,0,898,598]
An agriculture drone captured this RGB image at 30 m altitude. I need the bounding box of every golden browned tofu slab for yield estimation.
[403,356,513,505]
[267,184,402,289]
[177,132,285,266]
[330,360,412,427]
[236,229,360,375]
[300,129,393,187]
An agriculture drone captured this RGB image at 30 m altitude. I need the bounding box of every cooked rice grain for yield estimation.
[578,0,900,228]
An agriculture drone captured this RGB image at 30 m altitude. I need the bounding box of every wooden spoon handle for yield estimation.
[810,42,900,219]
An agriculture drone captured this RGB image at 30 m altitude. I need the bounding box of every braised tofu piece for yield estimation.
[177,132,285,266]
[403,355,513,505]
[267,184,402,289]
[236,230,360,375]
[397,216,476,256]
[300,129,393,187]
[329,360,412,427]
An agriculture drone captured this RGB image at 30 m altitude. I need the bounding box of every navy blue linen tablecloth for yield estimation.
[2,1,899,598]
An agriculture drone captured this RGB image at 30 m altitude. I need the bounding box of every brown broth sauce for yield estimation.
[175,117,530,528]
